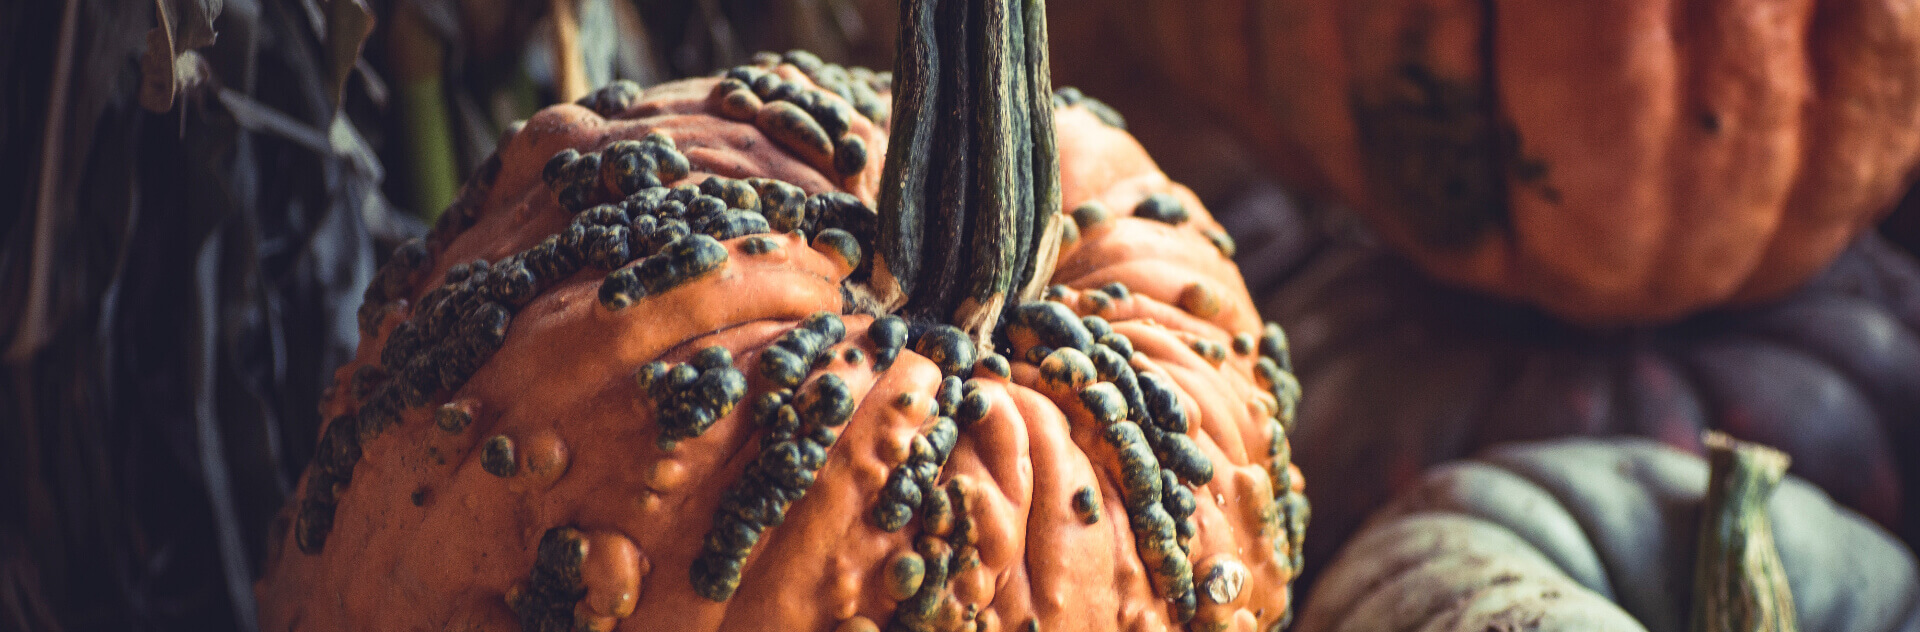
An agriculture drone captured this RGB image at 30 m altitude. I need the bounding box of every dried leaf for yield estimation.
[176,0,223,50]
[140,0,226,113]
[324,0,375,111]
[139,0,178,112]
[175,50,212,95]
[4,0,392,628]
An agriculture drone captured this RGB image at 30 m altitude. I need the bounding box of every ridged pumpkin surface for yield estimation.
[1052,0,1920,324]
[256,57,1306,632]
[1299,438,1920,632]
[1227,193,1920,596]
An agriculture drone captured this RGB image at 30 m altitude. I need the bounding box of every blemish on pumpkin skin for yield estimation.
[1071,201,1113,233]
[936,376,964,418]
[646,459,689,493]
[1197,555,1249,605]
[436,399,479,434]
[1059,219,1081,248]
[519,431,570,485]
[1701,112,1722,133]
[974,354,1012,380]
[578,531,645,620]
[1201,228,1237,259]
[1132,193,1190,225]
[1177,282,1222,319]
[508,526,592,630]
[954,388,992,428]
[913,325,978,378]
[878,431,913,466]
[1036,348,1097,399]
[1077,290,1114,316]
[1351,63,1513,249]
[481,435,518,477]
[1189,339,1228,366]
[1072,486,1103,524]
[349,365,389,400]
[1230,333,1255,356]
[884,550,928,601]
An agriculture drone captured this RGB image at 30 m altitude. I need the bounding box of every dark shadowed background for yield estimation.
[5,2,1918,631]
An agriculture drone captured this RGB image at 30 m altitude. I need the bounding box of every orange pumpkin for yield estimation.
[255,5,1306,629]
[1052,0,1920,324]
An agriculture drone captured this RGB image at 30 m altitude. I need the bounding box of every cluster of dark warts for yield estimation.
[710,50,893,179]
[1065,193,1237,262]
[310,59,1302,631]
[688,312,862,602]
[1051,86,1125,131]
[505,526,596,632]
[306,72,881,554]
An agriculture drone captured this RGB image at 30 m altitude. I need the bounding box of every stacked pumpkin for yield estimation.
[1015,0,1920,598]
[1069,0,1920,325]
[255,1,1308,631]
[1299,436,1920,631]
[1250,216,1920,586]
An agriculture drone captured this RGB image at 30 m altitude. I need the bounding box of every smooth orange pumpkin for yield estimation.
[1051,0,1920,324]
[255,30,1305,632]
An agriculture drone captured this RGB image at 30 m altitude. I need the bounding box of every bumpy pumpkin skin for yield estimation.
[1299,438,1920,632]
[1045,0,1920,324]
[256,60,1306,632]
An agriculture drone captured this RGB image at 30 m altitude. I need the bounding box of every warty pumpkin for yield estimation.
[254,2,1308,631]
[1297,436,1920,632]
[1236,195,1920,592]
[1046,0,1920,324]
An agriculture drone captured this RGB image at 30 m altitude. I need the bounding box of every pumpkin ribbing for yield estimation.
[1251,220,1920,594]
[256,3,1305,630]
[1297,437,1920,632]
[1050,0,1920,324]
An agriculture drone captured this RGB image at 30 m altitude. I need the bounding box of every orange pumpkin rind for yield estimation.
[259,51,1305,632]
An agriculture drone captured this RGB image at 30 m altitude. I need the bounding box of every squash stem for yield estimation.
[1690,431,1798,632]
[871,0,1058,343]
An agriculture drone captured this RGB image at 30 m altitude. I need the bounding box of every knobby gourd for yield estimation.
[254,2,1307,631]
[1299,436,1920,632]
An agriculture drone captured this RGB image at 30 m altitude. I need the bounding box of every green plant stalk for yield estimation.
[401,75,458,220]
[1691,431,1798,632]
[390,4,456,221]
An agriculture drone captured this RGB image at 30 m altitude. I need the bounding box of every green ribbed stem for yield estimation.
[1691,431,1798,632]
[871,0,1058,341]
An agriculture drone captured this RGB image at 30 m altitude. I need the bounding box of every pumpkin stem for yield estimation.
[870,0,1059,343]
[1690,431,1798,632]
